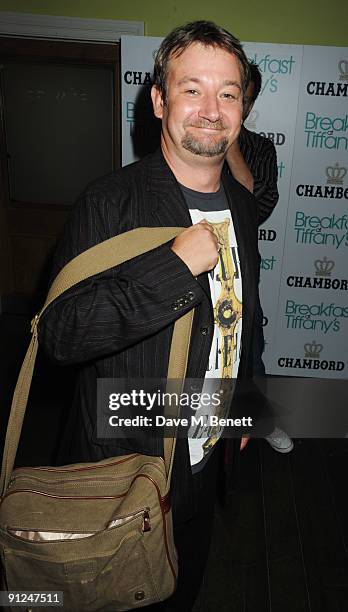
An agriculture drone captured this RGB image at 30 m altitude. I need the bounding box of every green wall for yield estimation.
[0,0,347,46]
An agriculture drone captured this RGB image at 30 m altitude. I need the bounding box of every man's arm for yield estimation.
[39,192,218,365]
[225,140,254,194]
[226,129,279,225]
[249,138,279,224]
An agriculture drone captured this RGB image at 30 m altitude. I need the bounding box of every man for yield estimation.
[39,21,261,610]
[226,61,279,224]
[226,61,293,454]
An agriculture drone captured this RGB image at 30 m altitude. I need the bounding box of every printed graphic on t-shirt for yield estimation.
[187,207,243,470]
[209,218,242,378]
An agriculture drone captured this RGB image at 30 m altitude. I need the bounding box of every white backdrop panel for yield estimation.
[243,43,303,370]
[121,35,163,166]
[271,45,348,378]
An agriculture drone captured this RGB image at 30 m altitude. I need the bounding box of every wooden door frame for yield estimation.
[0,12,143,309]
[0,11,144,41]
[0,29,130,308]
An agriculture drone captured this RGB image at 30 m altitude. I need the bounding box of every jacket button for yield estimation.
[171,302,179,311]
[135,591,145,601]
[200,326,209,335]
[187,291,195,301]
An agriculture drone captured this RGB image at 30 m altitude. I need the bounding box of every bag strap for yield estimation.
[0,227,193,497]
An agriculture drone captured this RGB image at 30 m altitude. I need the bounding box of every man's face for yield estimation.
[151,43,243,163]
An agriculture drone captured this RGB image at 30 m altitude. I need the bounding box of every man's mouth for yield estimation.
[185,120,226,131]
[190,126,223,131]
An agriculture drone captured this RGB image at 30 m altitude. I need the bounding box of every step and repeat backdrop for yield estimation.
[121,36,348,379]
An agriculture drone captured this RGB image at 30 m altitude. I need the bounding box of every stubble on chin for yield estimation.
[181,133,229,158]
[181,119,230,158]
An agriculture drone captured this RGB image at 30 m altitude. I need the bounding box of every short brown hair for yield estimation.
[153,20,250,103]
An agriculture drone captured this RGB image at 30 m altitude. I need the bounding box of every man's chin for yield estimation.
[181,136,228,158]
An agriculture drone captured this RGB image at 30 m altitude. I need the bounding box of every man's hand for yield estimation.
[226,140,254,194]
[171,221,219,276]
[240,436,249,451]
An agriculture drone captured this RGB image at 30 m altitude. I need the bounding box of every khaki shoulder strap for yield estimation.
[0,227,193,496]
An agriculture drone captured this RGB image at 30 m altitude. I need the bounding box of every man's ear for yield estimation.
[248,100,255,114]
[243,99,255,122]
[151,85,164,119]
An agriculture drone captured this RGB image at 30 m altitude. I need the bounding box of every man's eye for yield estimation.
[185,89,198,95]
[221,93,237,100]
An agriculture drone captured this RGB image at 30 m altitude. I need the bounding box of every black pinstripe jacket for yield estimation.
[39,148,261,522]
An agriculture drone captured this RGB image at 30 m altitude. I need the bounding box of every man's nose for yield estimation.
[198,95,221,123]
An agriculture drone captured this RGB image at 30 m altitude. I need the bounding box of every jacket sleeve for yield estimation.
[38,185,204,365]
[252,138,279,225]
[238,128,279,226]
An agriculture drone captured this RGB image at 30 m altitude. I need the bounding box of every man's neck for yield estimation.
[161,142,223,193]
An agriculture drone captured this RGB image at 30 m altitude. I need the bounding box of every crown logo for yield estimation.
[314,256,335,277]
[325,162,347,185]
[338,59,348,81]
[245,109,259,130]
[304,341,323,358]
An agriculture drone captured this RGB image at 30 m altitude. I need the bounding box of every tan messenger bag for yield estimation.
[0,227,193,611]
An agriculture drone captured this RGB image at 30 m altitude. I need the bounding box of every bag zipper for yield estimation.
[8,461,164,489]
[8,475,131,487]
[7,507,151,540]
[10,454,150,475]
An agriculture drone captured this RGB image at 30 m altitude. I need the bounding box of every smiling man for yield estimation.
[151,39,245,189]
[39,21,261,611]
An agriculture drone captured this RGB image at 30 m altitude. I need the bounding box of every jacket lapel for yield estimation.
[144,150,211,299]
[144,149,192,228]
[222,171,258,374]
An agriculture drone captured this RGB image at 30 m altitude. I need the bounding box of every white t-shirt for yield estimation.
[179,184,243,471]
